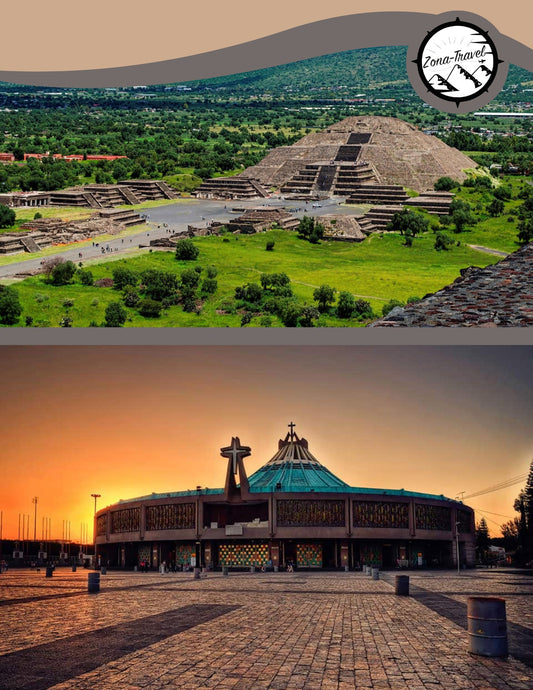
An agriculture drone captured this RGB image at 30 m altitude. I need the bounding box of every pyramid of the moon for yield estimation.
[242,116,476,193]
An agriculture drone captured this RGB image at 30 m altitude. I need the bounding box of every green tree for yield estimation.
[141,270,178,301]
[353,299,373,318]
[386,209,429,238]
[50,260,76,286]
[175,238,199,261]
[104,302,127,327]
[0,285,23,325]
[434,176,457,191]
[434,232,454,251]
[112,266,138,290]
[487,198,504,217]
[298,305,320,327]
[0,204,16,229]
[336,292,356,319]
[313,284,336,312]
[78,269,94,286]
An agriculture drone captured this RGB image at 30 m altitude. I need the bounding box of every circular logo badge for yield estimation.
[415,18,500,106]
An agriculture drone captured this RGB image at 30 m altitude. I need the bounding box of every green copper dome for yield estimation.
[248,426,350,492]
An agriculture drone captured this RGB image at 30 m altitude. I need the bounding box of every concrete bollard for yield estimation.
[88,572,100,593]
[467,597,508,657]
[395,575,409,596]
[72,565,77,573]
[250,565,255,573]
[201,567,208,578]
[134,565,138,572]
[222,566,228,577]
[372,567,379,581]
[274,565,278,572]
[45,565,53,578]
[193,567,201,580]
[344,565,349,572]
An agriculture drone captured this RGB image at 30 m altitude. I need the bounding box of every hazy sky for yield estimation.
[0,346,531,542]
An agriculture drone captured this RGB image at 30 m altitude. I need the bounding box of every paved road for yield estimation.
[467,244,510,257]
[0,569,531,689]
[0,196,353,280]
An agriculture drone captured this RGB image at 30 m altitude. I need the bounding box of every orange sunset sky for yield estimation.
[0,345,531,542]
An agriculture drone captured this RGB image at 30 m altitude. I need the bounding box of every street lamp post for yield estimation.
[455,521,460,575]
[91,494,101,569]
[91,494,101,515]
[32,497,38,542]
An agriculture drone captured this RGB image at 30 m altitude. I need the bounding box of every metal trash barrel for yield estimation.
[88,572,100,593]
[72,565,77,573]
[45,565,53,578]
[193,567,201,580]
[100,566,107,575]
[395,575,409,596]
[372,567,379,581]
[222,566,228,577]
[467,597,508,657]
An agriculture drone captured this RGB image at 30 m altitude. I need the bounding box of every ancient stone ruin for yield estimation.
[0,209,146,255]
[193,177,269,200]
[369,243,533,327]
[244,116,474,195]
[0,180,178,210]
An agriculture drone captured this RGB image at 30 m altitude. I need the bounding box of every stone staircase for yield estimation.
[404,191,454,215]
[346,184,410,205]
[194,177,269,199]
[358,205,405,234]
[19,236,42,252]
[332,164,377,196]
[96,208,146,227]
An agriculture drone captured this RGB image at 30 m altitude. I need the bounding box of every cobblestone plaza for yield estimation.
[0,568,531,689]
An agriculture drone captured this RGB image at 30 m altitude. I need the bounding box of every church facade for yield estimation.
[94,426,476,570]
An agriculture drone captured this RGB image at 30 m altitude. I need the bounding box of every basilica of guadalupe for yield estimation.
[94,424,475,570]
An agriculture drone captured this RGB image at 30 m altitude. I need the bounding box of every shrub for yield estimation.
[138,298,162,318]
[281,302,301,327]
[78,269,94,286]
[34,212,42,220]
[141,269,179,301]
[353,299,373,318]
[50,260,76,286]
[112,266,138,290]
[25,315,33,327]
[434,232,454,251]
[175,238,199,261]
[240,312,253,326]
[266,240,275,251]
[313,284,336,313]
[206,265,218,279]
[382,299,404,317]
[104,301,127,327]
[200,278,218,295]
[0,285,23,325]
[62,298,74,309]
[298,306,320,327]
[123,286,141,307]
[434,177,457,192]
[59,316,73,327]
[259,315,273,327]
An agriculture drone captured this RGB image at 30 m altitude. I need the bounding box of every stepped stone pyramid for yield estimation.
[243,116,475,194]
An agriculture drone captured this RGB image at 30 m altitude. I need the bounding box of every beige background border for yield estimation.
[1,2,532,73]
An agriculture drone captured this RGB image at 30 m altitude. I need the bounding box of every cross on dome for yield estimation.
[288,421,296,440]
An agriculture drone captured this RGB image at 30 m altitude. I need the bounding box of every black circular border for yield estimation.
[415,18,500,105]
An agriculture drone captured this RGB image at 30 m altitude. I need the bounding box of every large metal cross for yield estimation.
[288,421,296,440]
[220,437,251,474]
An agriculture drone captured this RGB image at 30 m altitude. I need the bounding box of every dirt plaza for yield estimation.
[0,568,531,689]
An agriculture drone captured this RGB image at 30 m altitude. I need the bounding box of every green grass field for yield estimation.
[8,228,504,328]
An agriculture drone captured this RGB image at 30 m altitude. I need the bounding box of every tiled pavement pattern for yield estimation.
[370,242,533,327]
[0,569,531,689]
